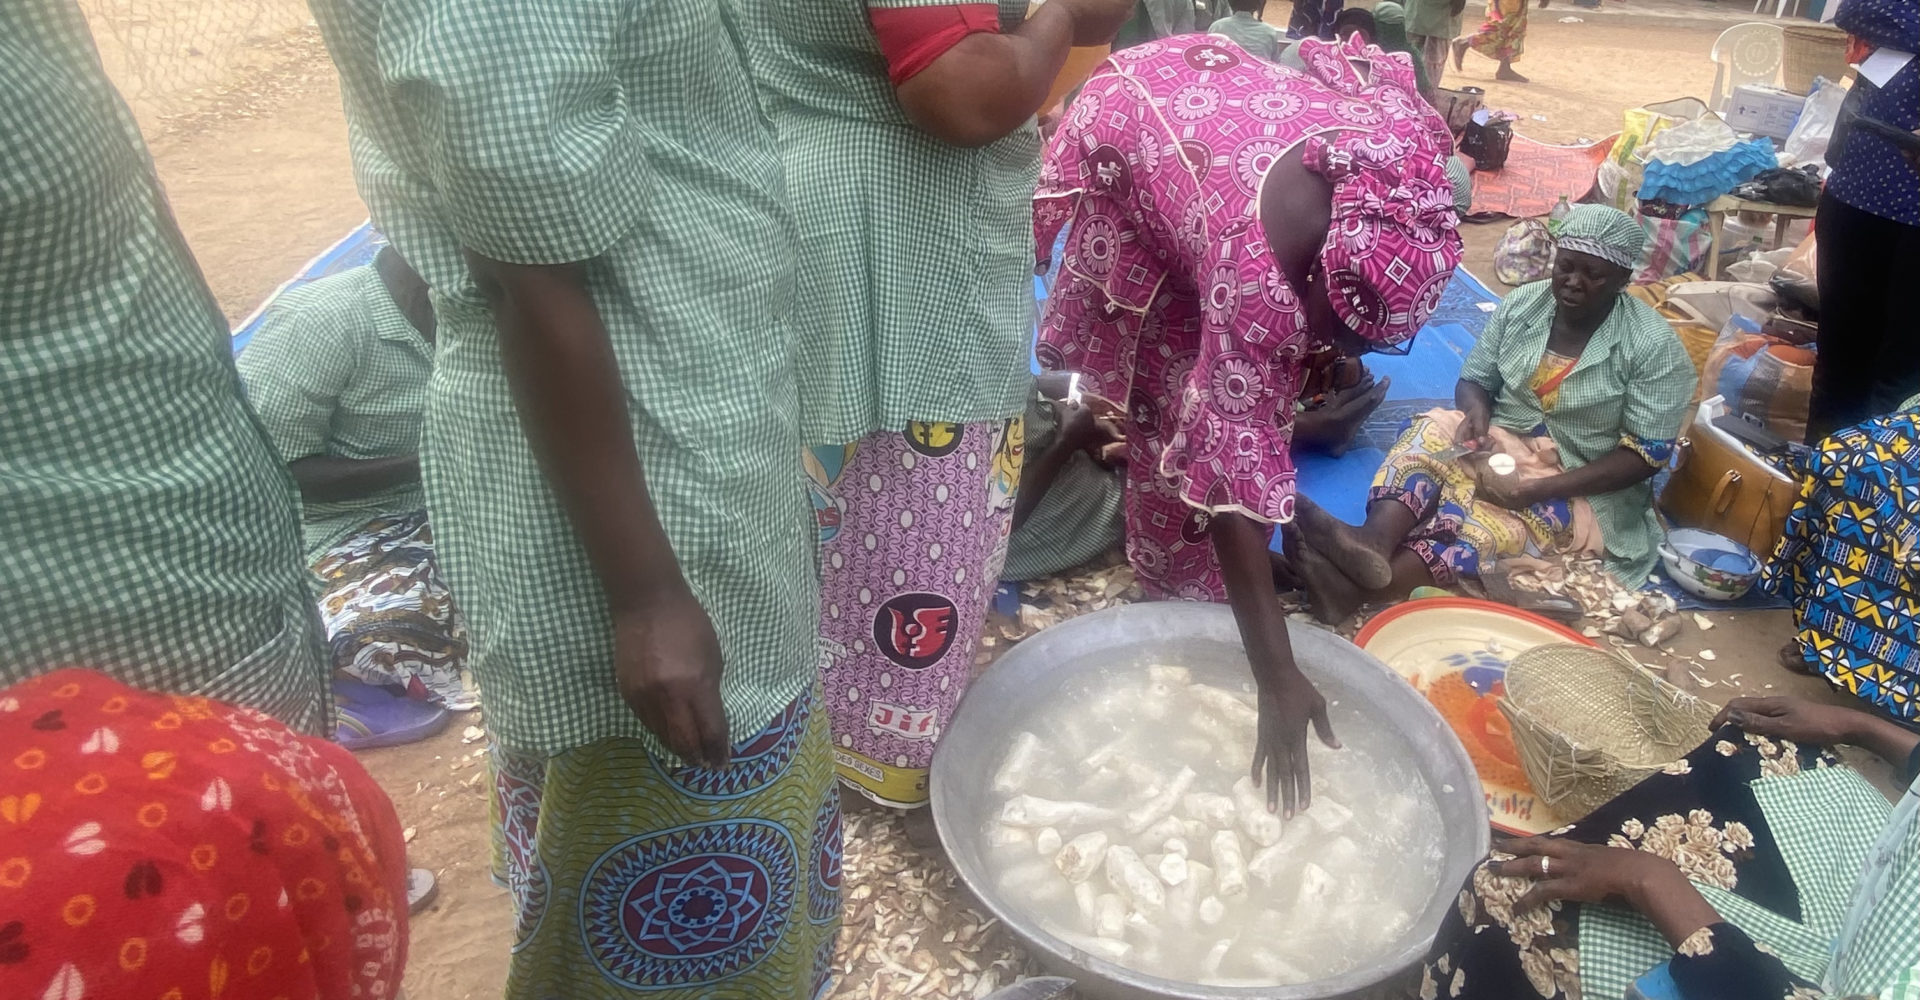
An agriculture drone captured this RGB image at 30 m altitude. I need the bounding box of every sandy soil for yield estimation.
[93,5,1876,998]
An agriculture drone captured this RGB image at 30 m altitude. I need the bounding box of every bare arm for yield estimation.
[893,0,1130,147]
[287,454,420,505]
[465,252,731,767]
[1454,377,1495,444]
[1493,446,1660,509]
[1212,512,1337,816]
[894,4,1075,147]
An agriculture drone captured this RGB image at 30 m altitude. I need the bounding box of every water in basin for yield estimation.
[979,654,1447,988]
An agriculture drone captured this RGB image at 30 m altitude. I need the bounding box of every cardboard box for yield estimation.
[1726,85,1806,140]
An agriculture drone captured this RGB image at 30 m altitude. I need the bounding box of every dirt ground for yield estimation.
[92,3,1876,998]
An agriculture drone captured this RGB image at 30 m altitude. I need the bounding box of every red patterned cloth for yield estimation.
[1033,34,1461,598]
[0,670,407,1000]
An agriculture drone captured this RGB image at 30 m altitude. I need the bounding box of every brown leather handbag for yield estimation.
[1659,424,1800,559]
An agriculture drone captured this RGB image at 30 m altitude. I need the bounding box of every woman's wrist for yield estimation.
[1627,863,1721,949]
[1850,713,1920,767]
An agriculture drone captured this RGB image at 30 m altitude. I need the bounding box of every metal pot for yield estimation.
[930,603,1490,1000]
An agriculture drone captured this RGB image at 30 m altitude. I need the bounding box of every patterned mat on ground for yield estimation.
[1467,133,1617,220]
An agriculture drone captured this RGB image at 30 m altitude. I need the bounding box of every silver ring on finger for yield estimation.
[1539,856,1552,877]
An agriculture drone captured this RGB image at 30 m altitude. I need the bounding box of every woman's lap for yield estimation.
[1369,413,1575,585]
[1424,730,1839,999]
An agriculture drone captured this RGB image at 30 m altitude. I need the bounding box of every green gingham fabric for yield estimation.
[1406,0,1464,41]
[1458,281,1695,586]
[1580,765,1918,1000]
[737,0,1037,444]
[0,1,329,734]
[1001,393,1125,581]
[1209,11,1286,62]
[236,264,433,561]
[310,0,819,755]
[1827,777,1920,999]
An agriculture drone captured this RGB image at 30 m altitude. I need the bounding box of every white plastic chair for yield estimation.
[1751,0,1803,19]
[1710,22,1785,113]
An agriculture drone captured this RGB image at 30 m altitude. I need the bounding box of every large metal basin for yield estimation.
[931,602,1489,1000]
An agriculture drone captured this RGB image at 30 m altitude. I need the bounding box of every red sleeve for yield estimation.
[868,4,1003,86]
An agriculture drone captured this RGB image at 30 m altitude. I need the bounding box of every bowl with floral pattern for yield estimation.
[1659,528,1761,601]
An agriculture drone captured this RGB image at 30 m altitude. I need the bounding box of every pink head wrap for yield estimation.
[1293,35,1465,350]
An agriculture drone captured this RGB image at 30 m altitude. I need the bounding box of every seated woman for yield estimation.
[237,246,470,744]
[1036,33,1463,814]
[1766,396,1920,721]
[0,669,410,1000]
[1422,694,1920,998]
[1293,205,1696,622]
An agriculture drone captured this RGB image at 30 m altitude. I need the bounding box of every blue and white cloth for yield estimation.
[1829,0,1920,227]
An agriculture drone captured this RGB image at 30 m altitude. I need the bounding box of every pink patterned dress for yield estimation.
[1035,33,1461,600]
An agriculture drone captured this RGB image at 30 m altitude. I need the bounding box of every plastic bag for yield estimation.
[1494,218,1556,285]
[1770,229,1819,314]
[1781,76,1847,170]
[1631,207,1712,285]
[1698,315,1815,443]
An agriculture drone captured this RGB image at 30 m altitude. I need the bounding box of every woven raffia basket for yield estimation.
[1781,24,1850,95]
[1498,644,1719,820]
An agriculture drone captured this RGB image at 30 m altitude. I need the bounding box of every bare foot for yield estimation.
[1452,39,1468,71]
[1776,641,1817,677]
[1294,538,1364,625]
[1496,63,1529,83]
[1292,495,1394,589]
[1297,376,1392,458]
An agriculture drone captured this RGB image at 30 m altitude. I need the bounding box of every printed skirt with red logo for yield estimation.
[804,417,1022,807]
[0,669,408,1000]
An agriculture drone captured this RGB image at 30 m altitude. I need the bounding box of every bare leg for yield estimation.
[1294,540,1437,623]
[1292,535,1365,624]
[1369,549,1439,604]
[1496,58,1529,82]
[1292,495,1423,590]
[1452,38,1468,70]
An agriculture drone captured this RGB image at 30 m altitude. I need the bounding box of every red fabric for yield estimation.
[869,4,1002,86]
[0,670,408,1000]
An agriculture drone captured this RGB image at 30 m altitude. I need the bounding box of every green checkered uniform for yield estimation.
[1209,11,1285,62]
[0,1,328,733]
[237,264,433,561]
[737,0,1037,443]
[1459,282,1695,586]
[1002,394,1125,581]
[310,0,818,757]
[1581,767,1920,999]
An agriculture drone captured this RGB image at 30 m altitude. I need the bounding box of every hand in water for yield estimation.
[614,596,732,769]
[1252,663,1340,818]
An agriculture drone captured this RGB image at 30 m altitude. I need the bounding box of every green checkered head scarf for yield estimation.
[1556,204,1646,271]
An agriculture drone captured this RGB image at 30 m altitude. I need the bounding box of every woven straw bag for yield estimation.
[1499,644,1720,820]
